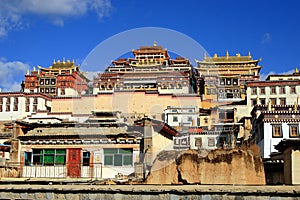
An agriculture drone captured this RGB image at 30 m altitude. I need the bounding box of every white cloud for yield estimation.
[260,71,275,81]
[0,60,29,92]
[261,33,271,44]
[0,0,112,37]
[260,69,296,80]
[84,71,101,81]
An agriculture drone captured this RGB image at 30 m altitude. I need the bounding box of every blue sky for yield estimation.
[0,0,300,91]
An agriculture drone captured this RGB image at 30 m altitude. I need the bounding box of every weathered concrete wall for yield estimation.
[0,184,300,200]
[146,148,265,185]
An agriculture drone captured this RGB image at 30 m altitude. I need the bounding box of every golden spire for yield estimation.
[213,53,218,58]
[226,50,229,58]
[267,99,272,111]
[203,52,207,59]
[53,59,56,64]
[295,67,299,73]
[294,102,298,111]
[153,41,157,46]
[248,51,251,58]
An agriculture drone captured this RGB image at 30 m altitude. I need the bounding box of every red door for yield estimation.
[67,148,81,178]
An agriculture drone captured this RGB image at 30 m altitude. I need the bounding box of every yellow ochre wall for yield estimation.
[51,92,202,118]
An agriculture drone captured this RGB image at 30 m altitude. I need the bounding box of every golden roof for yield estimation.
[196,51,261,64]
[38,59,79,71]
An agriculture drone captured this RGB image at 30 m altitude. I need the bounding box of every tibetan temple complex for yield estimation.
[196,51,262,102]
[23,59,89,96]
[93,43,198,95]
[3,42,300,185]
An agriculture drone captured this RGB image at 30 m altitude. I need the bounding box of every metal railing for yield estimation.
[0,162,103,179]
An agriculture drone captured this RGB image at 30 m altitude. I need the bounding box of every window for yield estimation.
[226,78,232,85]
[270,98,276,105]
[208,137,215,147]
[195,138,202,148]
[290,86,296,94]
[173,116,178,122]
[13,104,18,111]
[51,79,56,85]
[104,148,133,166]
[33,105,37,112]
[260,87,265,95]
[279,87,285,94]
[251,88,257,95]
[220,78,225,85]
[33,98,38,104]
[251,99,257,106]
[24,152,32,166]
[32,149,66,165]
[272,125,282,138]
[280,98,286,105]
[26,105,30,112]
[204,118,208,124]
[6,105,10,112]
[260,98,266,105]
[271,87,276,94]
[82,152,90,166]
[233,78,238,85]
[6,98,10,104]
[289,124,299,138]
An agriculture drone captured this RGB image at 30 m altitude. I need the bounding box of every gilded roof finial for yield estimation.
[62,57,66,64]
[226,50,229,58]
[33,66,36,71]
[267,99,272,111]
[213,53,218,58]
[153,41,157,46]
[294,102,298,111]
[295,67,299,73]
[203,52,207,59]
[53,59,56,65]
[72,58,75,64]
[248,51,251,58]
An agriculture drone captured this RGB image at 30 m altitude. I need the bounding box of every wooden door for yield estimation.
[67,148,81,178]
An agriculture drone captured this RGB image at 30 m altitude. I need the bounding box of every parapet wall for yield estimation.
[0,185,300,200]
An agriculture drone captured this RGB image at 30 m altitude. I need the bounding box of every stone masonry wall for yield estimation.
[0,185,299,200]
